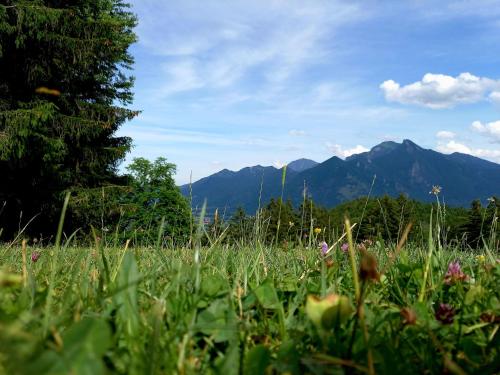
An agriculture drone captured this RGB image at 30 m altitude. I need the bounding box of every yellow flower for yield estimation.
[314,227,322,234]
[476,255,486,263]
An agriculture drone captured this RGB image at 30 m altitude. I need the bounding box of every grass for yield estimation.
[0,226,498,374]
[0,192,499,374]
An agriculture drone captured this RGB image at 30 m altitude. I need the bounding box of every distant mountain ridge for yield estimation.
[287,158,318,172]
[180,140,500,213]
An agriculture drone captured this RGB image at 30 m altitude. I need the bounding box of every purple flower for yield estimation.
[444,260,467,285]
[341,243,349,253]
[320,241,328,255]
[31,251,40,263]
[435,303,455,324]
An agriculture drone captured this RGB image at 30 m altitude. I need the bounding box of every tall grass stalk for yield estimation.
[42,191,70,336]
[419,207,434,302]
[275,165,287,247]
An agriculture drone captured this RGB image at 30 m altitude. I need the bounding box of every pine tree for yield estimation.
[463,200,484,249]
[0,0,138,237]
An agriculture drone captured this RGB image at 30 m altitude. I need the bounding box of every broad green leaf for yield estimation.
[244,345,271,375]
[254,279,281,310]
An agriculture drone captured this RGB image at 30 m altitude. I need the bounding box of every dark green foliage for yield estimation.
[461,197,499,249]
[0,0,138,238]
[122,157,191,244]
[227,207,253,243]
[218,195,485,248]
[261,198,298,243]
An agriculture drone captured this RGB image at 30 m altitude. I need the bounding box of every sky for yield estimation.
[118,0,500,184]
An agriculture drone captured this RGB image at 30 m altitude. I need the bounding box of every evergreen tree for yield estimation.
[0,0,137,237]
[263,198,298,243]
[227,207,253,243]
[484,196,499,249]
[463,200,484,248]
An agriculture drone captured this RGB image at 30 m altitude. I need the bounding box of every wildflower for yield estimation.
[319,241,329,255]
[341,243,349,253]
[444,260,468,285]
[476,255,486,263]
[314,227,322,235]
[435,303,455,324]
[31,251,40,263]
[429,185,442,195]
[400,307,417,326]
[288,221,294,227]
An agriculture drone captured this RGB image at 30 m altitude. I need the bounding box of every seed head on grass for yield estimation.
[359,250,380,282]
[400,307,417,326]
[429,185,442,195]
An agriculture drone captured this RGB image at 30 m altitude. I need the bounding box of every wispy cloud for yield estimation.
[134,0,365,102]
[436,130,456,139]
[122,126,273,148]
[289,129,307,137]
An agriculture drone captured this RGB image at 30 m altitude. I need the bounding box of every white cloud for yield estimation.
[326,143,369,158]
[437,140,500,162]
[489,91,500,104]
[471,120,500,143]
[436,130,456,139]
[289,129,307,137]
[380,72,500,109]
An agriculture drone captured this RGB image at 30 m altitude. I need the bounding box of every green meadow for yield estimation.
[0,204,498,375]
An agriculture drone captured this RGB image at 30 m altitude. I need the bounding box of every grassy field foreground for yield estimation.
[0,232,499,374]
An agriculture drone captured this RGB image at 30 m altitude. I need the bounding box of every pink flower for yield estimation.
[341,243,349,253]
[31,251,40,263]
[320,241,328,255]
[444,261,468,285]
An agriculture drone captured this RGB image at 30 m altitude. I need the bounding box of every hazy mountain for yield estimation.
[180,140,500,213]
[287,158,318,172]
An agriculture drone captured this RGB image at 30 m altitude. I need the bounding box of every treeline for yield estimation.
[206,195,499,250]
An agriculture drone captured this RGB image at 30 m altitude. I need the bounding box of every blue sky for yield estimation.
[118,0,500,184]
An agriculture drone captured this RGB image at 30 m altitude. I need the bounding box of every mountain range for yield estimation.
[180,140,500,213]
